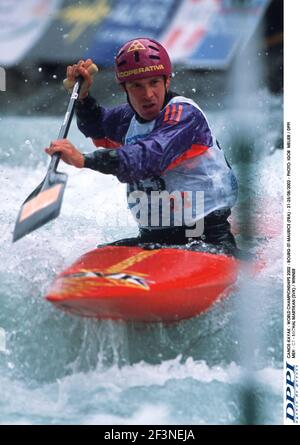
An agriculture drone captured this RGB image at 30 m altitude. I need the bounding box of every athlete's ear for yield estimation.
[165,77,171,91]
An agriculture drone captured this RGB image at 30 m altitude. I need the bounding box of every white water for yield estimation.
[0,94,283,424]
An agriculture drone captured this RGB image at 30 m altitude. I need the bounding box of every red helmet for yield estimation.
[115,37,172,84]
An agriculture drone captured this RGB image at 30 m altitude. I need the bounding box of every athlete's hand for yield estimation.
[45,139,84,168]
[63,59,98,99]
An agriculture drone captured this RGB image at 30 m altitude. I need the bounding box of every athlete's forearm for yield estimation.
[83,149,120,175]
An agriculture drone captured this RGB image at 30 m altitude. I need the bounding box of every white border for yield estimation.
[284,0,300,425]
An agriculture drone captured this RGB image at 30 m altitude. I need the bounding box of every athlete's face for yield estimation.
[124,76,170,121]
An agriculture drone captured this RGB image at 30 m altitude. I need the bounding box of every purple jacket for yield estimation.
[76,94,238,226]
[76,94,213,183]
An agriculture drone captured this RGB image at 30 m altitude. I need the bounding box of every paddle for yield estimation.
[13,66,97,242]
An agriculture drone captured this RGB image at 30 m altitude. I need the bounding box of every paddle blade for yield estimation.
[13,172,67,242]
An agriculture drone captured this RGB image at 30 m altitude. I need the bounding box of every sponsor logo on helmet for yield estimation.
[127,40,146,52]
[118,64,165,78]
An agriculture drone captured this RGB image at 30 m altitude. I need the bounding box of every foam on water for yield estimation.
[0,356,282,425]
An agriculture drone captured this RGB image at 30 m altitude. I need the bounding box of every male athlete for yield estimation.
[46,38,238,254]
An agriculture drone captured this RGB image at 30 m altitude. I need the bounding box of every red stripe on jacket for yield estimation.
[164,104,183,125]
[92,137,121,148]
[166,144,209,171]
[175,104,183,122]
[170,104,177,121]
[163,105,170,122]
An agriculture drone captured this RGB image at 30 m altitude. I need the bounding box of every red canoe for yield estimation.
[45,246,239,322]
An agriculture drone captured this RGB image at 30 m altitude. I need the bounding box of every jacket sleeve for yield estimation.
[116,103,213,183]
[75,95,133,143]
